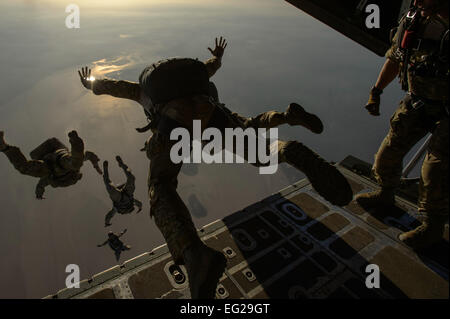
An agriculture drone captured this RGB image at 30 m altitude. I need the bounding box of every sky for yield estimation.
[0,0,427,298]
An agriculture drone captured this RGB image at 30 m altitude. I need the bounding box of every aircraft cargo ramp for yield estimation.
[45,156,449,299]
[285,0,413,56]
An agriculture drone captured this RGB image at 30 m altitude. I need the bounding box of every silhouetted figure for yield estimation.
[103,156,142,227]
[97,229,131,261]
[0,130,102,199]
[356,1,449,250]
[79,37,353,299]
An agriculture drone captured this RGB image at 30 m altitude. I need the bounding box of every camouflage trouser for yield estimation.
[1,137,82,178]
[2,145,50,178]
[373,95,449,216]
[103,163,136,203]
[146,106,293,264]
[230,109,288,130]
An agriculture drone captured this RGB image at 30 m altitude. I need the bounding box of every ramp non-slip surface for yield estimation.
[47,156,448,299]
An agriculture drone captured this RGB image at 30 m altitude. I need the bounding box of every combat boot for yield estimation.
[0,131,9,152]
[355,188,395,208]
[399,213,447,250]
[278,141,353,206]
[183,241,227,299]
[285,103,324,134]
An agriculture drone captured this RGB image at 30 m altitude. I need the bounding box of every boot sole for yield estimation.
[283,142,353,206]
[287,103,324,134]
[308,162,353,206]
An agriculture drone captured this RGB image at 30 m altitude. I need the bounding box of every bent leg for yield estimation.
[419,117,449,216]
[211,102,287,130]
[114,250,121,261]
[373,97,428,189]
[105,208,117,227]
[117,157,136,196]
[220,112,353,206]
[103,161,122,203]
[399,118,449,249]
[277,140,353,206]
[2,145,50,178]
[232,103,323,133]
[419,153,449,216]
[147,131,228,298]
[147,132,200,265]
[244,110,287,129]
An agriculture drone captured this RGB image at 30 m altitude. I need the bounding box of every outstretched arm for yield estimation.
[35,178,50,200]
[205,37,227,78]
[97,240,108,247]
[119,228,127,237]
[84,151,103,175]
[104,208,117,227]
[65,130,85,171]
[78,66,141,103]
[364,23,402,116]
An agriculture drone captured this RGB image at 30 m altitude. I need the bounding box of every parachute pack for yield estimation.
[139,58,211,105]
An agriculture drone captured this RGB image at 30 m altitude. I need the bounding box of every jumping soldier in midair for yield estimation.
[103,156,142,227]
[97,229,131,261]
[0,130,102,199]
[79,37,353,298]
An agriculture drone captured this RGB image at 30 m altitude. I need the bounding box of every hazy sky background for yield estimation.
[0,0,426,298]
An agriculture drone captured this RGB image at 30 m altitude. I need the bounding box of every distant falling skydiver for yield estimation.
[0,130,102,199]
[97,229,131,261]
[103,156,142,227]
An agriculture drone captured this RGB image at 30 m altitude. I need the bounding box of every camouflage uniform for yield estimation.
[91,56,290,133]
[145,102,299,263]
[91,55,352,264]
[98,229,131,261]
[0,133,99,198]
[103,158,142,227]
[93,91,323,264]
[372,13,449,233]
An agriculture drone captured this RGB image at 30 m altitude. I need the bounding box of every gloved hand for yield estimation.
[68,130,79,140]
[208,37,227,58]
[365,86,383,116]
[78,66,94,90]
[35,187,45,200]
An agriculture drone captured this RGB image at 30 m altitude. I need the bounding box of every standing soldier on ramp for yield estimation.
[78,37,353,298]
[0,130,102,199]
[356,0,449,250]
